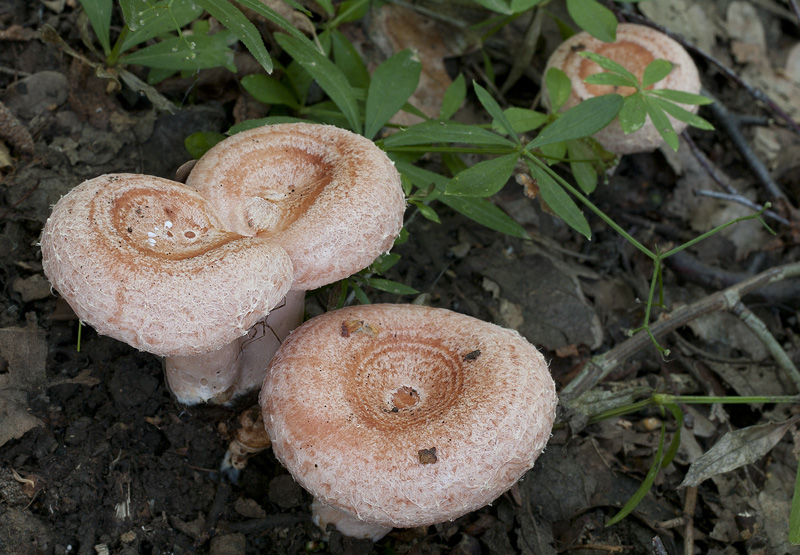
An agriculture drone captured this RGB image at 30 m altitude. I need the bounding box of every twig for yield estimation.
[683,486,698,555]
[561,262,800,400]
[693,190,790,226]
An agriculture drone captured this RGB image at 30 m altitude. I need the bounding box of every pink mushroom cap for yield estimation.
[261,304,558,529]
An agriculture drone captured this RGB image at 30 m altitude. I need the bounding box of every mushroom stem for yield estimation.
[164,289,305,405]
[312,499,393,542]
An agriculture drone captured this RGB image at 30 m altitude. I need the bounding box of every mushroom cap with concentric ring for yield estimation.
[41,173,293,357]
[260,304,558,528]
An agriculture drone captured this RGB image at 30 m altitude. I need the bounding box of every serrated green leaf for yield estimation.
[383,121,515,148]
[194,0,272,73]
[440,74,466,120]
[445,153,519,197]
[185,131,226,159]
[528,94,623,149]
[439,195,528,239]
[566,140,597,194]
[79,0,113,54]
[566,0,617,42]
[361,277,418,295]
[121,32,235,70]
[545,67,572,113]
[527,160,591,239]
[331,29,370,89]
[647,95,714,130]
[647,89,714,105]
[619,93,646,134]
[642,59,672,88]
[275,33,361,134]
[498,107,548,134]
[584,73,638,88]
[474,82,520,144]
[579,51,637,83]
[242,74,300,109]
[120,0,203,52]
[365,50,421,140]
[643,95,678,150]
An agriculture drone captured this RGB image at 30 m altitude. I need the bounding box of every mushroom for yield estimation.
[40,173,294,403]
[543,23,701,154]
[168,123,406,404]
[260,304,558,541]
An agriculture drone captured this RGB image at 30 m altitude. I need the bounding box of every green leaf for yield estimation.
[790,459,800,544]
[275,33,361,134]
[368,253,401,274]
[647,89,714,105]
[498,107,548,134]
[242,74,300,109]
[545,67,572,113]
[330,29,370,89]
[79,0,113,54]
[642,59,672,88]
[365,50,421,140]
[235,0,312,44]
[185,131,226,159]
[409,200,441,223]
[473,82,520,144]
[361,277,418,295]
[584,73,638,88]
[528,94,623,149]
[351,281,371,304]
[470,0,513,15]
[643,96,678,150]
[445,153,519,197]
[119,0,147,30]
[566,140,597,194]
[579,51,637,83]
[383,121,516,148]
[194,0,272,73]
[121,32,235,70]
[329,0,370,27]
[647,95,714,130]
[439,195,528,239]
[619,93,646,134]
[527,160,591,239]
[120,0,203,51]
[440,74,466,120]
[566,0,617,42]
[509,0,546,12]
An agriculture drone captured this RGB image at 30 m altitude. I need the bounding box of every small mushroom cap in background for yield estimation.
[261,304,558,529]
[41,174,293,357]
[185,123,406,291]
[543,23,701,154]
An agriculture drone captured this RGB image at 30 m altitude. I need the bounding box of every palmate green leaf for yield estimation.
[474,82,520,144]
[121,32,235,70]
[580,51,637,83]
[619,93,646,134]
[643,96,679,150]
[383,121,515,148]
[440,195,528,239]
[545,67,572,113]
[647,89,713,105]
[78,0,113,54]
[566,0,617,42]
[445,153,519,197]
[566,139,597,194]
[193,0,271,73]
[642,59,672,88]
[365,50,421,140]
[120,0,203,51]
[527,160,591,239]
[242,74,300,110]
[528,94,623,150]
[119,0,147,30]
[583,73,638,88]
[440,74,466,120]
[648,95,714,130]
[275,33,361,134]
[361,277,419,295]
[497,107,549,134]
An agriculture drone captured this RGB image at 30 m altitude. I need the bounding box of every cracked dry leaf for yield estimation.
[680,417,799,488]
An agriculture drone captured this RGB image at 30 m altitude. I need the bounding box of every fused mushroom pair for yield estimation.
[260,304,558,540]
[41,123,406,405]
[544,23,702,154]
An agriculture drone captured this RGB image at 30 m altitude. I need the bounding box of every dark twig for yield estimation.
[620,11,800,137]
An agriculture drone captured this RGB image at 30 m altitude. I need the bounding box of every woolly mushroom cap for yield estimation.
[260,304,558,528]
[41,174,293,357]
[185,123,405,291]
[544,23,701,154]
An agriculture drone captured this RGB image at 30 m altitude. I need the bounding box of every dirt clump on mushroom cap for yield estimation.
[261,304,558,529]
